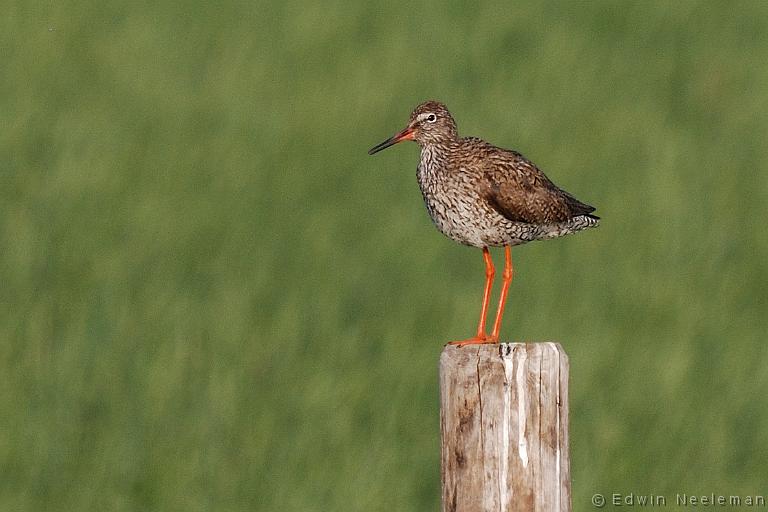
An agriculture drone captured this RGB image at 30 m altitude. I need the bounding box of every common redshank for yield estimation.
[368,100,599,346]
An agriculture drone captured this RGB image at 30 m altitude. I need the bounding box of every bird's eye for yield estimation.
[426,113,437,123]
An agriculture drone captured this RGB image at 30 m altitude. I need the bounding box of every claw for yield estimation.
[448,335,499,347]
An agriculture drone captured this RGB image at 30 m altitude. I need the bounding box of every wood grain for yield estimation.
[440,343,571,512]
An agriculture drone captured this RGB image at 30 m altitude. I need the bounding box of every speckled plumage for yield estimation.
[371,100,599,248]
[368,100,600,343]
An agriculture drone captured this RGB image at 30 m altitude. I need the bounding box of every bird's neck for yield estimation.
[419,141,453,170]
[417,142,454,191]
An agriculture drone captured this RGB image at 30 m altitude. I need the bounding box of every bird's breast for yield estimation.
[416,160,500,247]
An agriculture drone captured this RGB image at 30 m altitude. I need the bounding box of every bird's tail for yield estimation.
[538,214,600,240]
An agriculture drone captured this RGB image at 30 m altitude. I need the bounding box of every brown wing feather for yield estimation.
[476,145,595,224]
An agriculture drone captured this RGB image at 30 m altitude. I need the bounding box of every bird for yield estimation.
[368,100,599,346]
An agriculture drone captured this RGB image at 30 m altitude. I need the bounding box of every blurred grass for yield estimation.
[2,0,768,510]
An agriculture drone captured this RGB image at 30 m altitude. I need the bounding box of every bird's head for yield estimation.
[368,100,458,155]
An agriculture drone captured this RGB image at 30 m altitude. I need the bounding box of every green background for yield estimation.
[3,1,767,510]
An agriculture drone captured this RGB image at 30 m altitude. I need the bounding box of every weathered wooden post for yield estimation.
[440,343,571,512]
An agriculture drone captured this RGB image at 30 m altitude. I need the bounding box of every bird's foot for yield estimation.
[447,334,499,347]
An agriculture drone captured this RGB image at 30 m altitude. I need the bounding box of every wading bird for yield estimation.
[369,101,599,345]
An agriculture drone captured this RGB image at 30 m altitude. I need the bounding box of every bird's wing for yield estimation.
[478,147,596,224]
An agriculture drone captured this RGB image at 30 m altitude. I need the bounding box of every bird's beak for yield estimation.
[368,126,416,155]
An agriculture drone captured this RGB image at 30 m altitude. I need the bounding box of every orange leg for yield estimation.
[489,245,513,340]
[448,247,497,347]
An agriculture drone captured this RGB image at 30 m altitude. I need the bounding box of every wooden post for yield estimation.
[440,343,571,512]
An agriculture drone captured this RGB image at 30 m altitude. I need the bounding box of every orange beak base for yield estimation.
[368,127,416,155]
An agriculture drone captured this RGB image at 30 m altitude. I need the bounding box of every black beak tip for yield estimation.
[367,140,389,156]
